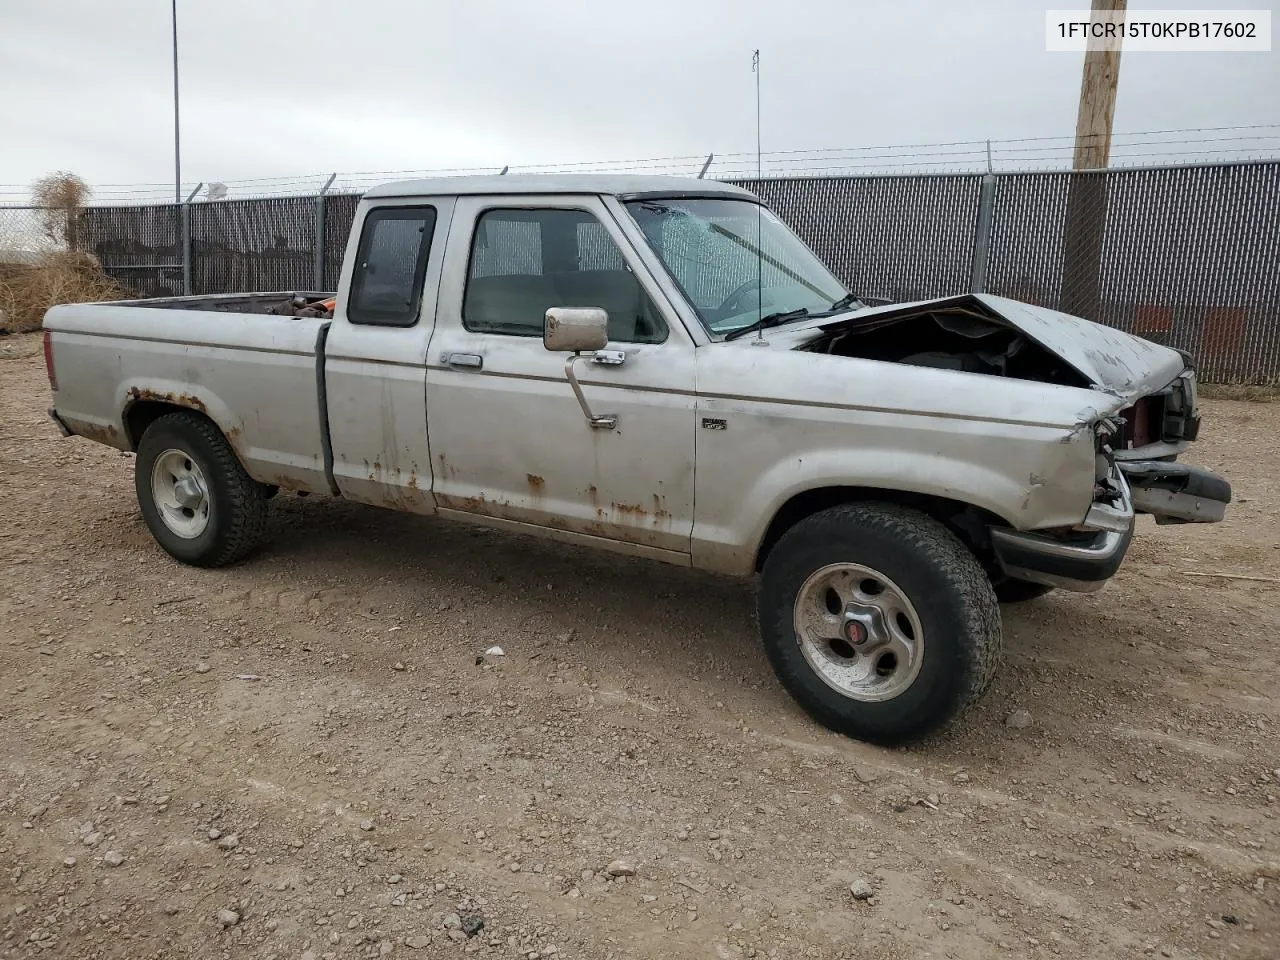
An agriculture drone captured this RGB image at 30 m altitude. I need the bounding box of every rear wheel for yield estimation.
[134,412,269,567]
[758,503,1001,744]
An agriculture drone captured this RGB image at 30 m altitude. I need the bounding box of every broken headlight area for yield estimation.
[1090,417,1124,493]
[1111,372,1201,452]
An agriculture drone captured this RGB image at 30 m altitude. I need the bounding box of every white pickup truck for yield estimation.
[43,174,1231,743]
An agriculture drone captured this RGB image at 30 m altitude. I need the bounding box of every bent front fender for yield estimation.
[692,433,1099,577]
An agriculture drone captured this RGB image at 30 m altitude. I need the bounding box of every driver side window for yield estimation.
[462,208,667,344]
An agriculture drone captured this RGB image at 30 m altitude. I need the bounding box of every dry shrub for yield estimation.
[0,171,123,332]
[32,171,91,249]
[0,252,124,333]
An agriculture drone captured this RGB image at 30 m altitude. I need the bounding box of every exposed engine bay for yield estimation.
[798,298,1092,388]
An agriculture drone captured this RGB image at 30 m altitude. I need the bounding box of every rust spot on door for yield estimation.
[527,474,545,490]
[652,494,671,524]
[613,501,647,520]
[437,492,488,512]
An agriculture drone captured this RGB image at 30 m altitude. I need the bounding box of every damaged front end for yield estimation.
[1073,358,1229,527]
[795,293,1232,590]
[796,293,1189,399]
[988,424,1137,593]
[798,296,1093,387]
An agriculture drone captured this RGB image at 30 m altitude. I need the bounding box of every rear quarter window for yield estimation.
[347,206,437,327]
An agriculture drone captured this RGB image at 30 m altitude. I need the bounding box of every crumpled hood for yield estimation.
[970,294,1186,399]
[802,292,1187,403]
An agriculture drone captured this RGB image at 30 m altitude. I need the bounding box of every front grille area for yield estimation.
[1116,396,1161,449]
[1114,374,1200,450]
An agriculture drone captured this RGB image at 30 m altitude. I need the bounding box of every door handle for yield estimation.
[591,349,626,366]
[443,352,483,369]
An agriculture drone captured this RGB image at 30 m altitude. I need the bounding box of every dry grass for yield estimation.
[0,171,124,333]
[1199,382,1280,402]
[0,252,124,333]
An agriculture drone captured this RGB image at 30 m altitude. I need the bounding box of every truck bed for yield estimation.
[122,291,337,317]
[43,298,332,495]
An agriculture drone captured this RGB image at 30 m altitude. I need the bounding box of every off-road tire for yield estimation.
[134,412,269,567]
[759,502,1002,744]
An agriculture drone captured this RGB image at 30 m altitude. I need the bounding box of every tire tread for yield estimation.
[137,412,268,567]
[759,502,1002,742]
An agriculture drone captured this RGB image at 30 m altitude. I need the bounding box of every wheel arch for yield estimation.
[754,485,1006,573]
[124,397,245,463]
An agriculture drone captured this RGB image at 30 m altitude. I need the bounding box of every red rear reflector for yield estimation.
[43,330,57,391]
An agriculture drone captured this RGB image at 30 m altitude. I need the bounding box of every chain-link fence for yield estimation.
[0,206,66,263]
[735,174,986,303]
[981,162,1280,383]
[189,196,317,294]
[74,203,183,297]
[4,160,1278,382]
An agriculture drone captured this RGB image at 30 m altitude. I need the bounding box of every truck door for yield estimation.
[324,197,454,511]
[425,194,696,557]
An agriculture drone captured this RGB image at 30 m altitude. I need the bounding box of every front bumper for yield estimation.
[991,522,1133,594]
[990,465,1135,593]
[989,453,1231,593]
[1119,460,1232,524]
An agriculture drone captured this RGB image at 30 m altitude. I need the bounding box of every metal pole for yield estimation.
[172,0,181,204]
[314,173,337,291]
[970,172,997,294]
[751,49,763,333]
[697,153,714,179]
[752,50,761,179]
[182,182,201,296]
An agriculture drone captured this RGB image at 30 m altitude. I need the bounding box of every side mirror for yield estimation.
[544,306,617,430]
[544,306,608,353]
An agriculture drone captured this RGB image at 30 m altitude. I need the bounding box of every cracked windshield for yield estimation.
[626,198,847,336]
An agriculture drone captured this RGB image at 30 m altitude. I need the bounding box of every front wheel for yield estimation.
[759,503,1002,744]
[134,412,270,567]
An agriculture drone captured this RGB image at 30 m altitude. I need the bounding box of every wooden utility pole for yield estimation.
[1073,0,1126,169]
[1061,0,1125,320]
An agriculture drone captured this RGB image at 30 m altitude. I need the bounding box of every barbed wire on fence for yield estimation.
[3,155,1277,384]
[3,123,1279,205]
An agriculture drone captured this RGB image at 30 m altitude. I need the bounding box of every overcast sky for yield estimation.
[1,0,1277,200]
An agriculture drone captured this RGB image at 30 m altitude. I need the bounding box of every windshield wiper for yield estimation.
[723,308,811,341]
[818,292,864,315]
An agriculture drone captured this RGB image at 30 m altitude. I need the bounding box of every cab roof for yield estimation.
[362,174,759,202]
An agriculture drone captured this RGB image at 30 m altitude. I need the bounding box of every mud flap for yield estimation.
[1118,461,1231,524]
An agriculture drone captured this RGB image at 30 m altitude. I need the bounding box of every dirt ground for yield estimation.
[1,331,1277,960]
